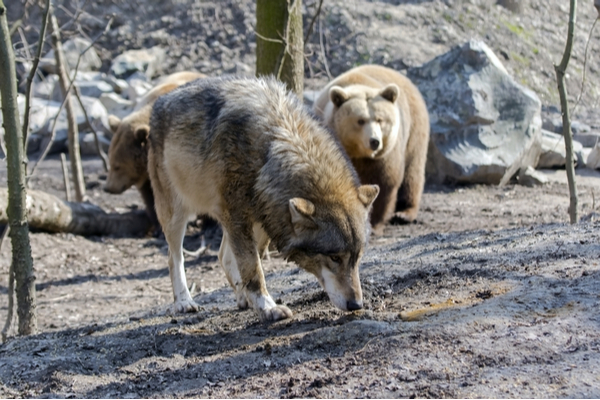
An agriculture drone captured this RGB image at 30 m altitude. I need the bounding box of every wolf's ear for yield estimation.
[329,86,349,108]
[289,198,317,234]
[358,185,379,209]
[108,115,121,133]
[379,84,399,103]
[134,125,150,146]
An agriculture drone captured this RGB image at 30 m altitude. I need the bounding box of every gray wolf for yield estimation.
[148,76,379,321]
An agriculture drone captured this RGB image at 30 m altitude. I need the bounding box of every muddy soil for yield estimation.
[1,157,600,398]
[2,0,600,397]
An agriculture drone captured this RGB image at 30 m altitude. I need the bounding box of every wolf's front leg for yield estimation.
[221,224,292,322]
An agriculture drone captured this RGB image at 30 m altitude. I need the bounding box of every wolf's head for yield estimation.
[284,184,379,311]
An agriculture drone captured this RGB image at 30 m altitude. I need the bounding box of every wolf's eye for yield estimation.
[329,255,342,264]
[357,119,365,126]
[376,118,383,124]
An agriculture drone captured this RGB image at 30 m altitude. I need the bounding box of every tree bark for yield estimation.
[50,6,86,202]
[0,188,152,237]
[0,0,37,336]
[554,0,578,224]
[256,0,304,98]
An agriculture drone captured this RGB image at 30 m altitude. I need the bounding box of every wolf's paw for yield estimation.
[260,305,293,322]
[236,292,249,310]
[173,299,200,313]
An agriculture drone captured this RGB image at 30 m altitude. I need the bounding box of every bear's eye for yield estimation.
[376,118,383,124]
[113,166,120,172]
[357,119,365,126]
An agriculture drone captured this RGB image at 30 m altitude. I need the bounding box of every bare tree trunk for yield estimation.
[0,0,37,336]
[0,188,152,236]
[49,5,86,202]
[256,0,304,98]
[554,0,578,224]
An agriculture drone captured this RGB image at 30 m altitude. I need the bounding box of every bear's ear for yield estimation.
[134,125,150,146]
[289,198,317,235]
[108,115,121,133]
[379,84,399,103]
[329,86,349,108]
[357,184,379,209]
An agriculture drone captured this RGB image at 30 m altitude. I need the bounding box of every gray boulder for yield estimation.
[32,74,59,100]
[125,72,153,104]
[109,46,166,79]
[99,92,134,118]
[537,129,585,168]
[39,37,102,74]
[570,122,600,147]
[518,166,548,187]
[50,71,114,102]
[408,39,542,184]
[31,96,109,155]
[79,132,111,156]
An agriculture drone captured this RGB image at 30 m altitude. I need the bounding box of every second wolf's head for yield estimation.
[283,185,379,311]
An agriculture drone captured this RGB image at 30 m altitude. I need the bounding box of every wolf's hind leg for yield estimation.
[163,203,198,313]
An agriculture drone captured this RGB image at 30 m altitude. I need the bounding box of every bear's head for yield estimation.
[327,84,401,159]
[104,113,150,194]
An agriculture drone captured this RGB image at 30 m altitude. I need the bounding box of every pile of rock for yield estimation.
[3,38,168,158]
[5,37,599,188]
[407,40,600,187]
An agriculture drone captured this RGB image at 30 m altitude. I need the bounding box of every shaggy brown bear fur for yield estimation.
[314,65,430,233]
[104,71,205,231]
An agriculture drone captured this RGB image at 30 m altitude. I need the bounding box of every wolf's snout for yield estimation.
[347,299,363,311]
[369,138,380,151]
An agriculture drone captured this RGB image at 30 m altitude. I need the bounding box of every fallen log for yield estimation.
[0,187,151,236]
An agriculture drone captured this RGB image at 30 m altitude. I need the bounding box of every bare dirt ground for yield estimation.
[2,0,600,398]
[1,157,600,398]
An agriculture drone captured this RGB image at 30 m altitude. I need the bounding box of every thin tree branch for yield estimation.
[22,0,51,154]
[318,15,332,79]
[60,152,72,201]
[303,0,324,47]
[554,0,578,224]
[28,84,69,179]
[572,16,598,115]
[73,85,109,171]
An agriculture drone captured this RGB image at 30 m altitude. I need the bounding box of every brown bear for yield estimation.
[104,71,205,231]
[313,64,430,234]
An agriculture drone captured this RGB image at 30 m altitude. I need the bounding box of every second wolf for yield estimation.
[148,77,379,321]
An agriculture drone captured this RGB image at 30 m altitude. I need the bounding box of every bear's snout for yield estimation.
[369,138,380,151]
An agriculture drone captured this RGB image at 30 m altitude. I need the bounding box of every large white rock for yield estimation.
[408,40,543,184]
[79,132,111,156]
[39,37,102,74]
[99,92,134,117]
[537,130,584,168]
[109,46,166,79]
